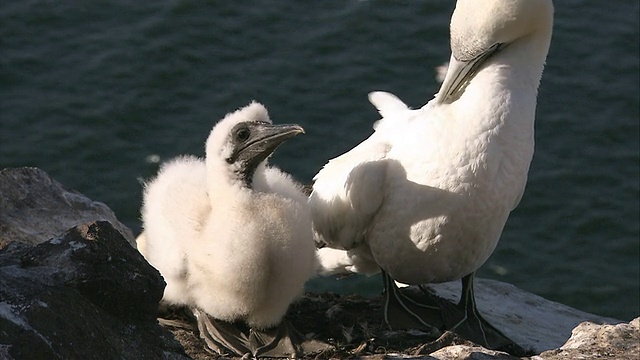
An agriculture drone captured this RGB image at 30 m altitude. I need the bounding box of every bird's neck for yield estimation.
[206,159,254,199]
[250,163,273,193]
[452,30,551,134]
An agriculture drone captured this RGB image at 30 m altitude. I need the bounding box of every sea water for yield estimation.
[1,0,638,320]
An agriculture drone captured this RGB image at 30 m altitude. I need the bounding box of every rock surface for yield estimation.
[425,279,623,353]
[537,317,640,360]
[0,220,189,360]
[0,166,638,360]
[0,167,135,249]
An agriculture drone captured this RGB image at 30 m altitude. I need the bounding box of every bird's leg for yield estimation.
[450,272,489,343]
[444,272,528,355]
[382,270,441,336]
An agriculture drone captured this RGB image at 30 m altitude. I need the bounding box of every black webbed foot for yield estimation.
[193,308,332,358]
[440,273,529,356]
[382,270,441,337]
[382,270,528,356]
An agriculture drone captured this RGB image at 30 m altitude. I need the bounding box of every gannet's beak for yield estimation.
[234,123,304,168]
[435,42,503,105]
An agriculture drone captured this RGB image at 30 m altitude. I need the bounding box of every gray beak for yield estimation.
[235,123,304,163]
[231,122,304,185]
[435,43,503,105]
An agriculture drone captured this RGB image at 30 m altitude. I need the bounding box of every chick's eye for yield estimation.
[236,127,250,142]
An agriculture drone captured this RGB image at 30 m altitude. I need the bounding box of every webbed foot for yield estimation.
[382,271,528,356]
[194,308,332,358]
[440,273,528,356]
[382,270,441,337]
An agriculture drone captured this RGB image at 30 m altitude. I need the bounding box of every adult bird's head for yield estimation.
[206,102,304,187]
[435,0,554,104]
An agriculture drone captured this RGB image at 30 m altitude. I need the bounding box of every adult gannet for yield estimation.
[310,0,553,352]
[138,102,318,357]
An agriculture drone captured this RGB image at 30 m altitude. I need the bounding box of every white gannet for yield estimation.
[138,102,318,357]
[310,0,553,352]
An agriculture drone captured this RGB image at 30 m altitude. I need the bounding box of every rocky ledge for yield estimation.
[0,167,638,359]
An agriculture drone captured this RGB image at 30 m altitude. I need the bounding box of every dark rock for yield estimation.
[0,167,135,249]
[0,221,189,360]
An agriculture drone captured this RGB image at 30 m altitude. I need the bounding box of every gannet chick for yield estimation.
[139,102,317,357]
[310,0,553,353]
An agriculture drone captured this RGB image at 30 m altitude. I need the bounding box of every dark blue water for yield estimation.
[1,1,638,321]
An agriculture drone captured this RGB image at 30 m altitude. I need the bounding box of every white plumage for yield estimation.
[310,0,553,347]
[313,0,552,287]
[139,102,316,330]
